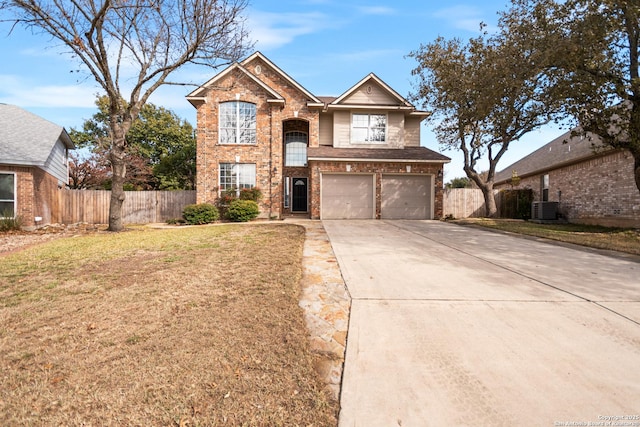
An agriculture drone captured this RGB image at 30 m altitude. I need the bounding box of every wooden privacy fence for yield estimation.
[56,190,196,224]
[443,188,509,218]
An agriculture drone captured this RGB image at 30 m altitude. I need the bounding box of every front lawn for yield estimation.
[453,218,640,256]
[0,224,338,426]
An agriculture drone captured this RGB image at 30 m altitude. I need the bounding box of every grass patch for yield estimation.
[453,218,640,255]
[0,224,338,426]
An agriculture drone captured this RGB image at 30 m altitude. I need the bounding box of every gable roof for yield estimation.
[331,73,412,107]
[241,52,324,106]
[308,146,450,163]
[186,51,323,108]
[326,73,429,117]
[494,130,612,184]
[186,61,285,107]
[0,104,74,167]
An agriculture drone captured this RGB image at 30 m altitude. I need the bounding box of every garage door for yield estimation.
[381,175,432,219]
[321,174,374,219]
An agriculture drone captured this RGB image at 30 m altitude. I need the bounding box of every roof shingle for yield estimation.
[0,104,74,166]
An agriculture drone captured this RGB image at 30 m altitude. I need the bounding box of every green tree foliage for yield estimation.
[507,0,640,194]
[69,96,196,190]
[1,0,251,231]
[409,19,563,217]
[445,177,472,189]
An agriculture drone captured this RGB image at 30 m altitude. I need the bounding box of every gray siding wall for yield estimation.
[404,117,421,147]
[333,111,351,148]
[341,83,398,105]
[332,110,407,149]
[42,139,68,184]
[319,113,333,146]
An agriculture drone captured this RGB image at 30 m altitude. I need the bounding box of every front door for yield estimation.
[292,177,308,212]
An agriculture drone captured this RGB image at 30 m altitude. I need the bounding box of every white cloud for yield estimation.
[247,10,334,50]
[433,5,496,33]
[357,6,396,16]
[0,74,98,108]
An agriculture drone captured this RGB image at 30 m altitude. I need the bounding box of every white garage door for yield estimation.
[321,174,374,219]
[381,175,432,219]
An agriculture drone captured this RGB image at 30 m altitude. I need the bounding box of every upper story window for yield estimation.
[219,101,256,145]
[285,131,308,167]
[352,113,386,143]
[0,173,16,217]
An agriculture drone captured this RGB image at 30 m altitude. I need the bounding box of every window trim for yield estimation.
[218,101,257,145]
[0,172,17,218]
[351,112,387,144]
[218,163,257,197]
[284,131,308,167]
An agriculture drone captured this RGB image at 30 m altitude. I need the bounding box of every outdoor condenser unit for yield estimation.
[531,201,558,220]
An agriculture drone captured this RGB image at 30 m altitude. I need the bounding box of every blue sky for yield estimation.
[0,0,565,180]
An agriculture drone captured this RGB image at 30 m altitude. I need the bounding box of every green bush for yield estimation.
[0,210,23,232]
[226,200,260,222]
[239,187,262,202]
[182,203,219,225]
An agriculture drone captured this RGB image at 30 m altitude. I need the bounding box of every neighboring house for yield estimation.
[0,104,75,227]
[494,130,640,227]
[187,52,449,220]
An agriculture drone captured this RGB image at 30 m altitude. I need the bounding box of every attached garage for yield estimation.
[321,174,375,219]
[381,175,432,219]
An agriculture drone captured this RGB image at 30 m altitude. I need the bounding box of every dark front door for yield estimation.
[292,177,308,212]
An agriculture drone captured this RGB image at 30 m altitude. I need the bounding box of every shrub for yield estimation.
[182,203,219,225]
[239,187,262,202]
[0,210,23,232]
[216,187,262,220]
[226,200,259,222]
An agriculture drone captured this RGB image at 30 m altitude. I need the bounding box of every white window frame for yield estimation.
[219,101,257,145]
[219,163,256,197]
[284,131,308,167]
[351,113,387,144]
[0,172,16,218]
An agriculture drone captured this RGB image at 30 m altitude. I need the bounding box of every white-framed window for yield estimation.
[0,172,16,217]
[351,113,386,143]
[219,101,257,145]
[219,163,256,196]
[285,131,308,166]
[284,176,290,208]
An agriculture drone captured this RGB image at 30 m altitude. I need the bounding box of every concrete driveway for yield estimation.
[323,220,640,427]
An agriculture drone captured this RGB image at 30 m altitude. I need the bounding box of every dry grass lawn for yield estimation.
[0,224,338,426]
[453,218,640,256]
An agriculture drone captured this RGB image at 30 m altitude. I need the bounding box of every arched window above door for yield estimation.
[285,131,308,167]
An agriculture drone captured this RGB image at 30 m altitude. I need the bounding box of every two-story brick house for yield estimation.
[187,52,449,219]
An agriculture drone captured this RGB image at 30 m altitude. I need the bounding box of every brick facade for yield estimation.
[498,150,640,227]
[1,165,61,227]
[190,52,448,220]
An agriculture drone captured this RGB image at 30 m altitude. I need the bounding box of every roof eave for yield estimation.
[308,157,450,163]
[325,104,416,111]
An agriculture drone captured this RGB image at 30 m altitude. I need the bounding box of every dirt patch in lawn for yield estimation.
[0,224,338,426]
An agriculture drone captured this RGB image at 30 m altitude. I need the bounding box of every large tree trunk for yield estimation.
[479,181,498,218]
[108,145,127,232]
[107,117,129,232]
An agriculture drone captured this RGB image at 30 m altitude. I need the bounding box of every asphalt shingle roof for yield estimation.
[0,103,74,166]
[494,130,610,183]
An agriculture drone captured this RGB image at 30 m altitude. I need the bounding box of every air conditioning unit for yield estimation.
[531,201,558,220]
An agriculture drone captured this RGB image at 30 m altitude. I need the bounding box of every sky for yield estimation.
[0,0,567,181]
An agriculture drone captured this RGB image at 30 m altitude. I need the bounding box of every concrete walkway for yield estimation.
[324,220,640,427]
